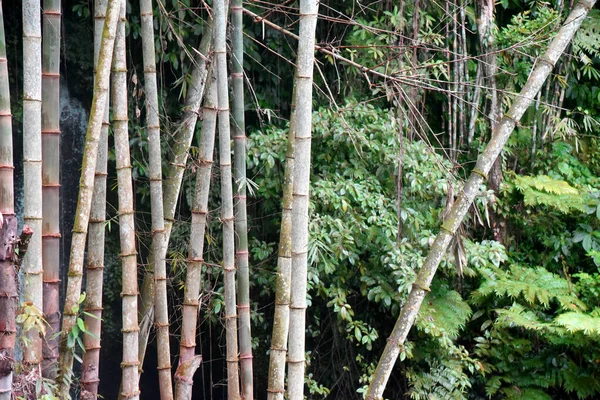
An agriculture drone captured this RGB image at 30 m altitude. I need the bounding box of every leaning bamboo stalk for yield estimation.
[22,0,43,371]
[175,70,217,400]
[0,3,17,396]
[215,0,241,395]
[231,0,253,396]
[113,3,141,397]
[364,1,596,398]
[136,28,213,386]
[139,0,173,398]
[41,0,62,380]
[81,0,110,394]
[287,0,319,398]
[266,81,297,400]
[56,0,120,395]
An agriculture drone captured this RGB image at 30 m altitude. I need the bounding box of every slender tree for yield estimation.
[231,0,253,396]
[112,3,140,398]
[215,0,241,395]
[139,0,174,398]
[287,0,319,398]
[41,0,62,380]
[175,70,217,400]
[364,0,597,397]
[22,0,43,371]
[0,3,18,396]
[266,81,297,400]
[56,0,120,395]
[81,0,110,394]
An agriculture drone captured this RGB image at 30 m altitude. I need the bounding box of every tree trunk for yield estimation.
[139,0,174,398]
[287,0,319,398]
[56,0,119,395]
[364,1,596,397]
[231,0,253,397]
[215,0,241,395]
[175,70,217,400]
[22,0,43,371]
[0,4,17,396]
[81,0,110,394]
[266,81,297,400]
[112,3,141,398]
[41,0,62,381]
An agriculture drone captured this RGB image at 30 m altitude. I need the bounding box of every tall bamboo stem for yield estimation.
[113,3,140,397]
[22,0,43,371]
[56,0,120,395]
[175,70,217,400]
[215,0,241,395]
[231,0,253,397]
[364,1,596,397]
[41,0,62,380]
[266,81,297,400]
[0,3,17,397]
[287,0,319,398]
[139,0,174,398]
[136,28,213,386]
[81,0,110,394]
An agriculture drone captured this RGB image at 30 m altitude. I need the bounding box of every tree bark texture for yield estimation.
[287,0,319,398]
[22,0,44,369]
[81,0,110,394]
[364,1,597,398]
[56,0,119,395]
[215,0,241,396]
[41,0,62,380]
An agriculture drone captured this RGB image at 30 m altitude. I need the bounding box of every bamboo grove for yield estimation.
[0,0,599,398]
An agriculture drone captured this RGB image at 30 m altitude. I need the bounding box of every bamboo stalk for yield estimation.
[287,0,319,398]
[215,0,241,395]
[56,0,120,395]
[175,70,217,400]
[112,2,141,397]
[41,0,62,380]
[231,0,253,397]
[136,27,214,387]
[266,81,297,400]
[22,0,43,371]
[139,0,174,397]
[0,3,17,396]
[364,1,596,397]
[81,0,110,394]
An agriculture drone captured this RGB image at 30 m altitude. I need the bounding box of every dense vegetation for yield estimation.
[2,0,600,398]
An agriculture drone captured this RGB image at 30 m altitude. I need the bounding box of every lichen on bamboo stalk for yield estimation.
[365,0,597,398]
[56,0,120,396]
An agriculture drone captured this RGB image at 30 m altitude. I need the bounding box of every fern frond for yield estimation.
[417,283,472,338]
[495,303,550,331]
[512,175,584,212]
[573,10,600,61]
[554,311,600,335]
[473,264,586,311]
